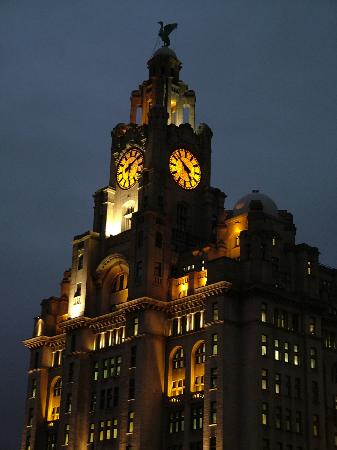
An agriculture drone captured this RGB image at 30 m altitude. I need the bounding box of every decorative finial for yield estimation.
[157,21,177,47]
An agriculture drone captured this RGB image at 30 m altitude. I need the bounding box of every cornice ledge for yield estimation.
[58,316,91,332]
[23,334,66,350]
[89,310,126,332]
[116,297,167,312]
[195,280,231,296]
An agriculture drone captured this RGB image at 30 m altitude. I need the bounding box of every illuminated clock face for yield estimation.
[116,148,144,189]
[169,149,201,190]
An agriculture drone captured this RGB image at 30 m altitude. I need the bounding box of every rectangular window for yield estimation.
[262,439,270,450]
[169,410,184,434]
[284,342,289,363]
[295,411,302,434]
[103,359,109,379]
[285,376,291,397]
[113,387,119,407]
[293,344,300,366]
[211,334,218,356]
[312,381,319,403]
[64,424,70,445]
[129,379,135,399]
[313,414,319,437]
[68,362,74,382]
[261,303,267,322]
[133,317,139,336]
[116,356,122,375]
[128,411,135,433]
[99,421,105,441]
[93,362,99,381]
[130,346,137,367]
[154,262,162,277]
[261,334,267,356]
[210,436,216,450]
[275,406,282,430]
[31,378,37,398]
[78,254,83,270]
[309,317,316,335]
[275,373,281,395]
[66,393,72,413]
[88,423,95,443]
[294,378,301,399]
[210,367,217,389]
[274,339,280,361]
[210,401,217,424]
[135,261,143,281]
[113,418,118,439]
[106,388,112,408]
[90,392,97,412]
[27,408,33,427]
[191,407,203,430]
[310,347,317,369]
[100,390,106,409]
[285,408,291,431]
[261,369,268,390]
[262,402,268,426]
[74,283,81,297]
[307,261,312,275]
[212,302,219,321]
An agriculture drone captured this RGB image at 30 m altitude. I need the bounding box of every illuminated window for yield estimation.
[52,350,63,368]
[191,406,203,430]
[74,283,81,297]
[93,362,99,381]
[169,410,184,433]
[171,379,185,396]
[275,406,282,430]
[111,273,127,292]
[211,334,218,356]
[127,411,134,433]
[284,342,289,363]
[274,339,280,361]
[25,434,31,450]
[210,368,217,389]
[64,424,70,445]
[262,402,268,426]
[293,344,300,366]
[261,303,267,322]
[275,373,281,395]
[212,302,219,321]
[173,348,185,369]
[99,421,105,441]
[31,379,37,398]
[295,411,302,434]
[210,401,217,424]
[77,254,83,270]
[103,359,109,379]
[106,420,112,440]
[261,335,267,356]
[309,317,316,335]
[88,423,95,443]
[310,347,317,369]
[307,261,312,275]
[261,369,268,390]
[195,343,205,364]
[65,393,72,413]
[312,414,319,437]
[235,234,240,247]
[113,418,118,439]
[272,236,276,246]
[133,317,139,336]
[194,376,204,392]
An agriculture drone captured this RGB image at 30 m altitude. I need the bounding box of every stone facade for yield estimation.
[21,45,337,450]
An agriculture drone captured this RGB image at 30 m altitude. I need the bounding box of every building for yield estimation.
[21,42,337,450]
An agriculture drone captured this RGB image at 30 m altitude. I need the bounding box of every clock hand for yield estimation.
[181,159,191,175]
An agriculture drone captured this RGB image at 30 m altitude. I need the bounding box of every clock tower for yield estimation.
[90,45,225,308]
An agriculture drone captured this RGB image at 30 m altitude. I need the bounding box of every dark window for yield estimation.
[129,379,135,399]
[70,334,76,352]
[130,346,137,367]
[177,203,188,231]
[66,393,72,413]
[33,351,39,369]
[137,230,143,248]
[31,378,37,398]
[113,387,119,407]
[169,410,184,433]
[68,363,74,382]
[155,232,163,248]
[210,401,217,424]
[27,408,33,427]
[173,348,185,369]
[100,390,106,409]
[77,254,83,270]
[210,436,216,450]
[154,262,162,277]
[195,343,205,364]
[74,283,81,297]
[135,261,143,281]
[312,381,319,403]
[90,392,97,412]
[106,388,112,408]
[212,302,219,321]
[194,312,201,330]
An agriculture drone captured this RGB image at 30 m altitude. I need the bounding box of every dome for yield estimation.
[152,46,178,59]
[232,190,278,216]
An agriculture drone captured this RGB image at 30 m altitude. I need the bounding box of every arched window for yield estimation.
[48,377,62,421]
[191,341,205,392]
[195,343,205,364]
[169,347,186,397]
[111,273,128,293]
[173,348,185,369]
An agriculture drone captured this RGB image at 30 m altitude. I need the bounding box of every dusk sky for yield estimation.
[1,1,336,448]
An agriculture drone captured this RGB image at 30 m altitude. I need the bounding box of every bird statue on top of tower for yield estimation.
[158,21,177,47]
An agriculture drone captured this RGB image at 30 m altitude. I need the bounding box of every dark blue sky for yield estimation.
[1,1,336,448]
